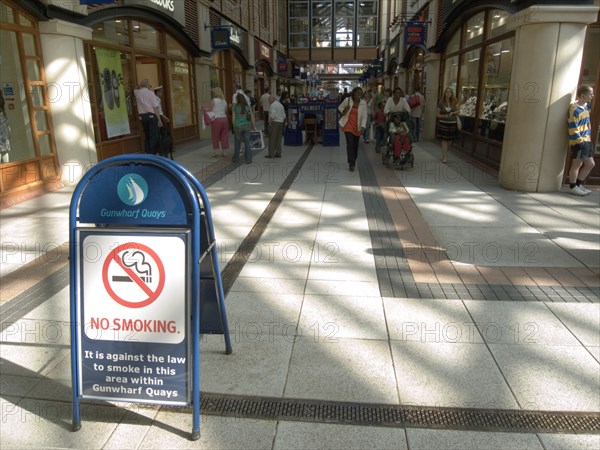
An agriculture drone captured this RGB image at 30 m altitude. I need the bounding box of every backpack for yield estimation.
[407,94,421,109]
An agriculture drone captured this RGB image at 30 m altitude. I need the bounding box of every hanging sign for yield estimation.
[211,27,231,49]
[405,23,426,47]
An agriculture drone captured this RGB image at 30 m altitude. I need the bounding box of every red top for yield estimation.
[342,105,360,136]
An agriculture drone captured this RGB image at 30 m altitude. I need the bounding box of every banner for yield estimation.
[95,47,130,138]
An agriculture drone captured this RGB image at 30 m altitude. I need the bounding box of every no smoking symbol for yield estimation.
[102,242,165,308]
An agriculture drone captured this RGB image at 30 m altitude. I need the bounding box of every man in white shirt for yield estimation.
[266,95,286,158]
[134,79,162,154]
[260,88,271,135]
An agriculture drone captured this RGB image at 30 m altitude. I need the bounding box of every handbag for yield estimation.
[203,110,215,126]
[456,115,462,131]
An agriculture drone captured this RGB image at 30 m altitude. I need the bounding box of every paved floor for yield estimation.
[1,132,599,449]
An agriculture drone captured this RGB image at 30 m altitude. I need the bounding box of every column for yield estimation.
[195,56,214,140]
[423,52,440,141]
[39,19,95,186]
[499,5,599,192]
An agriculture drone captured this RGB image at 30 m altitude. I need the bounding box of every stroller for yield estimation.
[382,112,414,170]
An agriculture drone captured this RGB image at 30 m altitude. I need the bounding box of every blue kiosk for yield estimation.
[322,101,340,146]
[284,103,303,146]
[69,155,231,440]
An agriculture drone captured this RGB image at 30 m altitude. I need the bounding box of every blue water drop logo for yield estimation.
[117,174,148,206]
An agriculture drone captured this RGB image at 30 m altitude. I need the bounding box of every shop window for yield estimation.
[0,2,15,24]
[442,55,459,95]
[446,29,460,55]
[1,29,35,162]
[479,38,514,141]
[92,20,130,46]
[38,134,51,155]
[26,60,40,81]
[169,60,192,128]
[34,110,47,131]
[18,12,31,27]
[464,12,485,48]
[132,21,160,53]
[490,9,511,39]
[22,33,36,56]
[459,49,480,133]
[166,35,186,59]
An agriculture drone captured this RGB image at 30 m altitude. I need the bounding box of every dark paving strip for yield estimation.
[219,145,314,295]
[358,150,415,298]
[0,265,69,331]
[177,392,600,434]
[357,149,600,303]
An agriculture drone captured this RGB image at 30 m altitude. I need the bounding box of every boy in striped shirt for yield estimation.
[566,85,594,196]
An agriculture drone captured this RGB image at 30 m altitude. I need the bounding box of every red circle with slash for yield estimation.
[102,242,165,308]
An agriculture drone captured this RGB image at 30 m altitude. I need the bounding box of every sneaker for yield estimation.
[580,186,592,194]
[569,185,587,196]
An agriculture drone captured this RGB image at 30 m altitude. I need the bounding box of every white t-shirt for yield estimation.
[260,93,271,112]
[211,98,228,118]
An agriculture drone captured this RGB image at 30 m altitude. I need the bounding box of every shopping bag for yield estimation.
[249,130,265,149]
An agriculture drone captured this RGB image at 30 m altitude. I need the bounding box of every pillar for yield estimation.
[39,20,95,186]
[499,5,599,192]
[423,52,441,141]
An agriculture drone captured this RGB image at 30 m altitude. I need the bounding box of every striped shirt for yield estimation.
[567,103,591,146]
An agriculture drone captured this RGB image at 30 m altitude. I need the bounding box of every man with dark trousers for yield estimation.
[134,79,162,154]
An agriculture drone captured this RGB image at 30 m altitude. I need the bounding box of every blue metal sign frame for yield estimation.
[69,155,231,440]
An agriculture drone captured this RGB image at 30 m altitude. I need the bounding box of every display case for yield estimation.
[459,86,478,133]
[478,84,508,141]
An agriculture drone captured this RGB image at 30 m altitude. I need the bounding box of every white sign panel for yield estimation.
[82,233,186,344]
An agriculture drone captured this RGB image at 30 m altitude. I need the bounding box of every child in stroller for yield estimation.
[383,113,414,169]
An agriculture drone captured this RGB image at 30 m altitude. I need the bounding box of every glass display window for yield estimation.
[442,54,459,95]
[132,21,160,53]
[169,60,192,128]
[464,12,485,48]
[459,49,481,133]
[0,1,15,24]
[166,35,186,59]
[446,29,460,55]
[92,20,130,46]
[440,8,515,145]
[0,28,36,162]
[490,9,511,39]
[478,37,514,141]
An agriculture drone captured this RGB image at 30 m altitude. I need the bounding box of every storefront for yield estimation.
[426,1,598,191]
[439,8,515,169]
[206,14,251,102]
[254,39,274,100]
[0,0,59,198]
[574,15,599,184]
[81,4,199,160]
